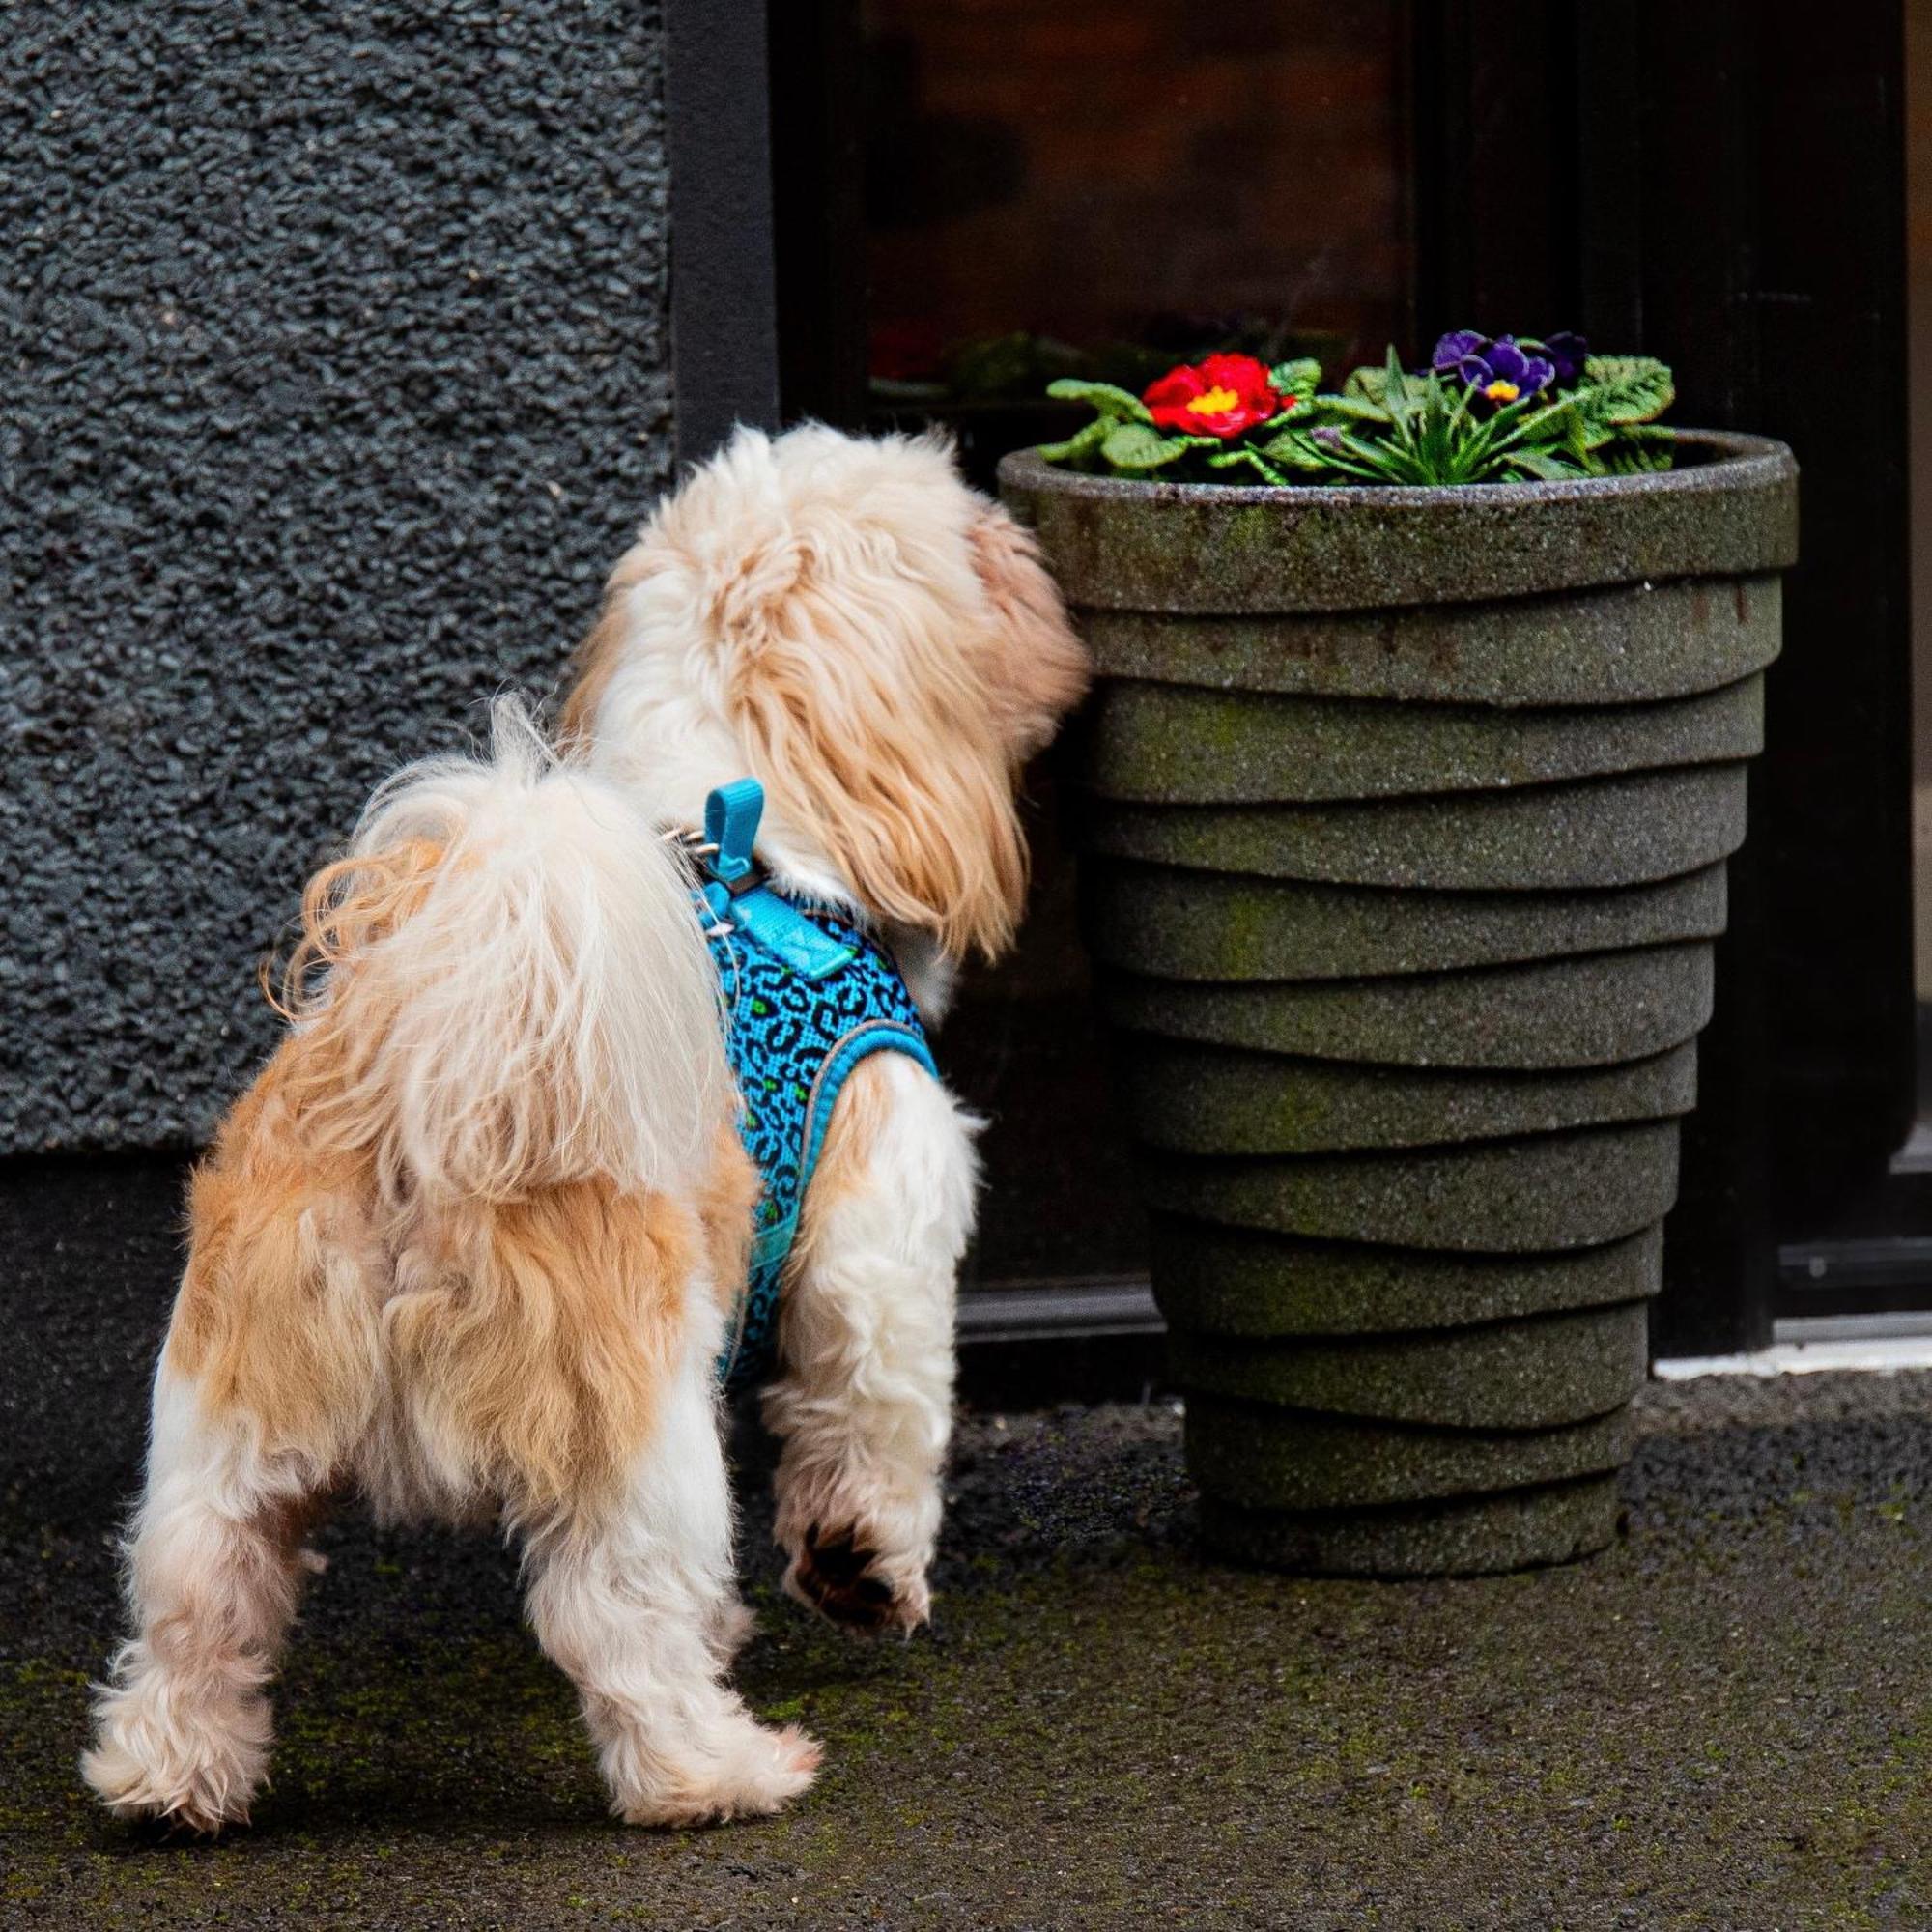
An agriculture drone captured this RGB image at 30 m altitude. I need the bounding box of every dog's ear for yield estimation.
[966,505,1090,761]
[730,615,1031,963]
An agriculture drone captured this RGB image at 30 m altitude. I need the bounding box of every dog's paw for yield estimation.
[82,1732,257,1837]
[83,1670,270,1836]
[615,1720,821,1829]
[784,1522,931,1635]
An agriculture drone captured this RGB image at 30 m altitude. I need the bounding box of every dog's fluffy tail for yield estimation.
[281,697,727,1202]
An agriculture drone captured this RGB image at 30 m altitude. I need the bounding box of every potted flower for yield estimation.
[1000,334,1798,1577]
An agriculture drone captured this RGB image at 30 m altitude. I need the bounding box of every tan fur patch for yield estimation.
[695,1124,760,1320]
[169,1042,385,1466]
[965,506,1091,759]
[557,549,654,752]
[789,1053,893,1274]
[383,1177,695,1518]
[553,431,1089,969]
[173,1031,701,1524]
[735,642,1030,961]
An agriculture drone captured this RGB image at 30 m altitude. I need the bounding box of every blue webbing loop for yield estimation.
[700,779,765,923]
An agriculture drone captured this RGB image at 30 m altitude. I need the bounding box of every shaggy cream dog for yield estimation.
[83,426,1087,1833]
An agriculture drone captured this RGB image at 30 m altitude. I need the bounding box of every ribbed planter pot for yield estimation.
[1001,432,1798,1578]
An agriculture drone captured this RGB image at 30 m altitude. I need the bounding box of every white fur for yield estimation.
[767,1054,980,1627]
[523,1278,819,1824]
[83,1359,311,1832]
[84,421,1079,1832]
[88,1294,815,1833]
[568,425,1072,1626]
[336,697,729,1200]
[580,568,859,918]
[577,425,1016,1023]
[84,709,805,1833]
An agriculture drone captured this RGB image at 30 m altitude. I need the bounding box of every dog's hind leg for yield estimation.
[521,1346,819,1828]
[766,1054,978,1634]
[82,1356,323,1833]
[84,1135,368,1833]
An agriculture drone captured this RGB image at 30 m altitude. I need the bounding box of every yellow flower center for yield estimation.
[1483,380,1520,403]
[1187,385,1241,415]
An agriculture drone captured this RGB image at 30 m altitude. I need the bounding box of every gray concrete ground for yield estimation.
[7,1346,1932,1929]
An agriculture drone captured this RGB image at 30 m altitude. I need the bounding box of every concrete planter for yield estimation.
[1001,433,1798,1577]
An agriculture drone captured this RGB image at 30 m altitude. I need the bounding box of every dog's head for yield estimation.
[564,425,1088,962]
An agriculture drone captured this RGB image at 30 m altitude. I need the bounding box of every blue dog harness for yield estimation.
[685,781,938,1390]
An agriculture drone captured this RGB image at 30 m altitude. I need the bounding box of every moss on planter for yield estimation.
[1122,1037,1697,1156]
[1147,1220,1662,1337]
[1082,860,1731,982]
[999,434,1798,614]
[1166,1299,1650,1428]
[1004,432,1793,1576]
[1198,1473,1622,1577]
[1084,762,1748,892]
[1102,941,1714,1070]
[1185,1397,1634,1509]
[1143,1118,1680,1252]
[1072,573,1783,705]
[1086,672,1763,806]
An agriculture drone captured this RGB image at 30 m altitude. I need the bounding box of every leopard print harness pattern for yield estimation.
[684,781,938,1390]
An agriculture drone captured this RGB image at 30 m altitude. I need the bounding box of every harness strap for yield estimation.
[691,780,939,1390]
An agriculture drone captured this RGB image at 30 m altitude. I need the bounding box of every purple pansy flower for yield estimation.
[1430,327,1589,399]
[1430,331,1555,409]
[1541,330,1588,386]
[1429,329,1490,375]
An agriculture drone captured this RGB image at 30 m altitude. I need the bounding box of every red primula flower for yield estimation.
[1143,353,1285,439]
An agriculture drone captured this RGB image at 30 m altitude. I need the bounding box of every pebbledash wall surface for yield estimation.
[2,1,674,1155]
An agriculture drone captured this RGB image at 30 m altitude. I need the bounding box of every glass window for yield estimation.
[849,1,1415,1285]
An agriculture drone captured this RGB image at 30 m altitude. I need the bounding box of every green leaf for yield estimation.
[1098,420,1190,472]
[1261,422,1383,481]
[1341,363,1423,411]
[1575,356,1675,428]
[1035,418,1110,467]
[1045,378,1152,423]
[1381,346,1417,430]
[1600,424,1677,474]
[1307,393,1392,425]
[1254,423,1338,472]
[1266,357,1323,400]
[1508,448,1589,482]
[1601,445,1671,475]
[1207,445,1293,486]
[1340,364,1433,415]
[1342,364,1391,407]
[1331,427,1415,482]
[1491,394,1578,453]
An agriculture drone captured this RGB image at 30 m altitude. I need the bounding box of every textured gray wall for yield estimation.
[2,1,672,1152]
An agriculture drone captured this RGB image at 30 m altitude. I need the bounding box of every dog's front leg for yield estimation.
[766,1054,978,1634]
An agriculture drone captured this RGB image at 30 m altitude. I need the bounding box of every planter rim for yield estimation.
[999,430,1798,614]
[1001,428,1791,513]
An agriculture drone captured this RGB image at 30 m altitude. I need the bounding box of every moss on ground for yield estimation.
[6,1388,1932,1928]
